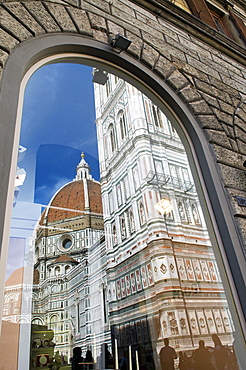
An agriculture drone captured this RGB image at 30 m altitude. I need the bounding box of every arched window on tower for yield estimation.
[178,201,186,222]
[192,204,200,224]
[129,209,135,234]
[139,201,146,225]
[50,315,58,334]
[112,224,117,246]
[9,299,15,315]
[152,105,163,129]
[117,110,127,141]
[108,124,116,155]
[120,216,126,239]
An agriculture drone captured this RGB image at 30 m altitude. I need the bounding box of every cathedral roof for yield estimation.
[5,267,24,287]
[5,267,39,286]
[40,179,103,225]
[52,254,79,264]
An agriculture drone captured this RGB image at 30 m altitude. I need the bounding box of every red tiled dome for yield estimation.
[5,267,24,287]
[5,267,39,286]
[40,179,103,224]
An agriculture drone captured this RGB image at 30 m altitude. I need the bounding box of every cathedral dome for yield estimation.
[5,267,39,286]
[40,179,103,225]
[39,154,103,226]
[5,267,24,287]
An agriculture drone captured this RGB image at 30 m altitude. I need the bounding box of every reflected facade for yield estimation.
[2,74,238,370]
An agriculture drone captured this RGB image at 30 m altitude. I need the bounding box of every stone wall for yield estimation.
[0,0,245,272]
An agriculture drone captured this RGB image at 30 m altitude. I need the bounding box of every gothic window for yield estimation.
[112,224,117,246]
[178,201,186,222]
[144,99,151,123]
[50,315,58,333]
[129,210,135,233]
[55,267,60,276]
[154,160,165,183]
[118,111,127,141]
[184,199,192,224]
[108,124,116,154]
[192,204,200,224]
[9,299,15,315]
[52,285,59,293]
[65,265,70,274]
[152,105,163,128]
[120,216,126,239]
[139,202,146,225]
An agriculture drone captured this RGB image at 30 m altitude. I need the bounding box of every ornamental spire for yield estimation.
[75,152,92,181]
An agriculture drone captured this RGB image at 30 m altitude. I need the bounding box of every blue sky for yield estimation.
[6,63,100,279]
[19,63,99,206]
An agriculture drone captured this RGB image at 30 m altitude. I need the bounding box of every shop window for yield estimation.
[1,63,243,370]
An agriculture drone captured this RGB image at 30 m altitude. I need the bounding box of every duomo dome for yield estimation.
[38,153,103,234]
[40,179,103,225]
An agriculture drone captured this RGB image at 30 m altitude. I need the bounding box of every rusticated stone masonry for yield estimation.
[0,0,246,245]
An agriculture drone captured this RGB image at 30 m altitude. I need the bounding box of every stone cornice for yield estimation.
[131,0,246,66]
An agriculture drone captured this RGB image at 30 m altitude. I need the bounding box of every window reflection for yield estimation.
[1,69,240,370]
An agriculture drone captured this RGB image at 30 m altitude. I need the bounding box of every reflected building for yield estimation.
[94,76,235,359]
[31,153,107,363]
[4,78,236,368]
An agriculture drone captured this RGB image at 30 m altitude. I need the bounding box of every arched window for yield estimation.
[192,204,200,224]
[108,124,116,154]
[139,202,146,225]
[129,210,135,233]
[112,224,117,246]
[178,201,186,222]
[152,105,163,129]
[50,315,58,333]
[121,217,126,239]
[55,266,60,276]
[9,299,15,315]
[118,111,127,141]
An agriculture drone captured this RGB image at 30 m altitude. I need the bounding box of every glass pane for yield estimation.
[0,64,241,370]
[169,0,191,13]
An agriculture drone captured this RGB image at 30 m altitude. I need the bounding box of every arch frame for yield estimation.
[0,33,245,345]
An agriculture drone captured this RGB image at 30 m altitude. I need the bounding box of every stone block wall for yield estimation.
[0,1,245,245]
